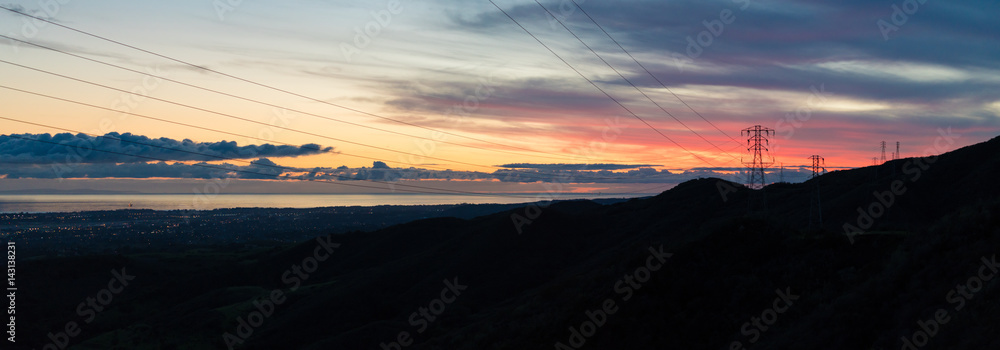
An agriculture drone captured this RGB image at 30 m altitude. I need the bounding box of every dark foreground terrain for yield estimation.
[6,201,633,257]
[12,135,1000,349]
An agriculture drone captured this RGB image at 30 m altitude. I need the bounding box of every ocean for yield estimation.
[0,193,650,213]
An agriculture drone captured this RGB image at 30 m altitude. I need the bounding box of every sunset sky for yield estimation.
[0,0,997,193]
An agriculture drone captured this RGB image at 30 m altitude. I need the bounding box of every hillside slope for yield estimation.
[18,135,1000,350]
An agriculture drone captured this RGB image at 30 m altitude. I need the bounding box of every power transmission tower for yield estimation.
[741,125,774,214]
[880,141,887,163]
[809,155,824,178]
[807,155,825,229]
[741,125,775,190]
[779,162,784,183]
[891,142,901,176]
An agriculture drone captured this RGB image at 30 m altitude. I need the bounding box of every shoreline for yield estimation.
[0,193,651,214]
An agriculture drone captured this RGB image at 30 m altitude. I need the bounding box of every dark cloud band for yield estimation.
[0,132,333,164]
[498,163,661,171]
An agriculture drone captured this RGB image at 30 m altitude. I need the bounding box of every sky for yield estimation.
[0,0,997,194]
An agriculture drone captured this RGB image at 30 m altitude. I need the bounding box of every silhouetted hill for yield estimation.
[17,135,1000,349]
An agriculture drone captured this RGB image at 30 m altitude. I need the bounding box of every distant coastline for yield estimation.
[0,193,649,214]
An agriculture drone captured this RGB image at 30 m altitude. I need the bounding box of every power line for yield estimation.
[0,59,498,170]
[0,60,600,178]
[0,82,652,183]
[0,85,392,165]
[1,116,682,197]
[488,0,718,168]
[535,0,741,164]
[0,116,537,197]
[0,131,548,198]
[0,34,584,163]
[0,5,569,160]
[0,84,645,183]
[569,0,744,147]
[0,4,722,186]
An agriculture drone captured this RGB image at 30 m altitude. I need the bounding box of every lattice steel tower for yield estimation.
[741,125,775,190]
[809,155,825,178]
[807,155,825,228]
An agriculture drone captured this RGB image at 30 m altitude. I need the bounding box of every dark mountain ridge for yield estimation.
[18,135,1000,349]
